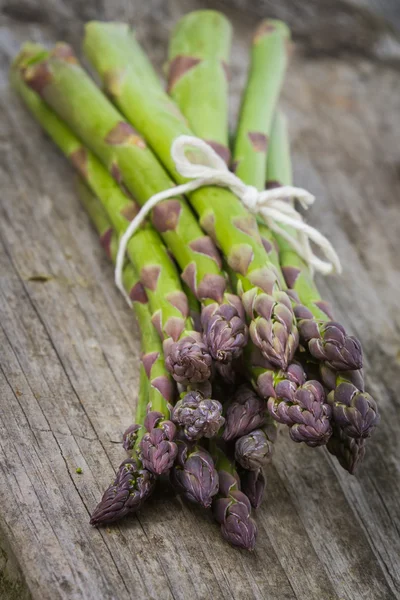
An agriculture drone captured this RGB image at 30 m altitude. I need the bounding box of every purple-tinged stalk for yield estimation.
[170,439,219,508]
[228,12,362,372]
[228,20,299,369]
[268,107,378,465]
[167,15,301,382]
[84,20,297,370]
[233,20,290,189]
[76,178,178,475]
[14,42,212,385]
[210,442,257,550]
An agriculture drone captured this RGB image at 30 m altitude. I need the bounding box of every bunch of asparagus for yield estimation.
[11,10,380,551]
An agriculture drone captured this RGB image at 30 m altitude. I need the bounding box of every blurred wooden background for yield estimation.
[1,1,400,599]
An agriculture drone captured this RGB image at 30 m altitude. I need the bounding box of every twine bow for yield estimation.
[116,135,341,306]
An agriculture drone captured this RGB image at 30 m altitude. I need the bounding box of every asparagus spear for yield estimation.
[90,453,156,526]
[229,16,362,371]
[233,20,290,188]
[90,365,156,525]
[299,351,379,470]
[76,179,178,474]
[266,115,379,459]
[167,10,232,163]
[267,112,363,371]
[13,44,211,385]
[268,115,379,441]
[210,442,257,550]
[83,20,299,371]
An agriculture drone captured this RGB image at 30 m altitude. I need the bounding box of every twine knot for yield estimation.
[241,185,260,212]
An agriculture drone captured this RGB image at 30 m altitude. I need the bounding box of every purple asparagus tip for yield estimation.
[235,428,275,470]
[222,384,267,441]
[239,468,266,509]
[243,289,299,370]
[165,334,212,384]
[327,424,366,474]
[140,412,178,475]
[327,383,380,439]
[201,298,248,364]
[90,458,155,526]
[268,380,332,447]
[172,390,224,440]
[319,364,379,440]
[213,471,257,550]
[298,317,363,371]
[171,441,219,508]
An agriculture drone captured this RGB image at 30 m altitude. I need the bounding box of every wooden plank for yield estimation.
[0,1,399,599]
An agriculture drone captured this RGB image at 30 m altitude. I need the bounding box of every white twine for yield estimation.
[116,135,342,306]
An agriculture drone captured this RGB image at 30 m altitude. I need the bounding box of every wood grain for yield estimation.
[0,1,399,599]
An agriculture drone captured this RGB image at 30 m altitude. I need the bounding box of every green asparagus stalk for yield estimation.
[76,179,178,474]
[182,280,202,333]
[133,365,149,436]
[83,20,298,371]
[266,117,379,445]
[13,44,211,385]
[167,10,232,163]
[76,180,174,408]
[267,115,380,460]
[233,19,290,188]
[267,112,363,371]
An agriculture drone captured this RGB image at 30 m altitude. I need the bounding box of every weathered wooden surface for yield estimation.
[1,1,400,599]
